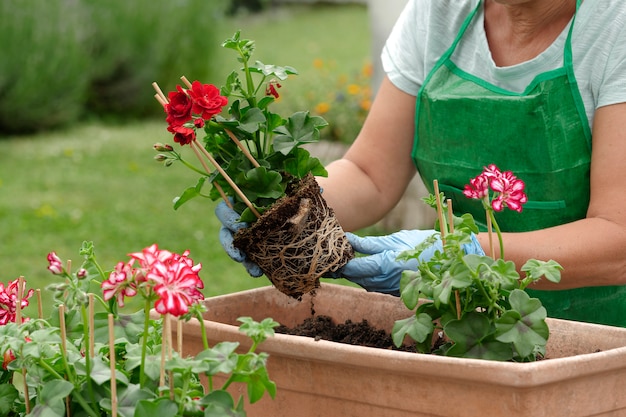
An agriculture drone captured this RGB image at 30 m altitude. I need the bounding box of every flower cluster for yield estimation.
[91,244,203,316]
[153,31,328,223]
[463,164,528,212]
[394,167,562,361]
[1,242,277,416]
[164,82,228,145]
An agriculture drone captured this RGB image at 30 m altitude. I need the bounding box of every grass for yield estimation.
[0,3,368,315]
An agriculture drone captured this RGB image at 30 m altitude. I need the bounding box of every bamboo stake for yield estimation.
[180,76,193,89]
[108,314,118,417]
[152,82,168,104]
[167,316,174,400]
[224,129,261,168]
[447,199,462,321]
[191,140,261,218]
[433,180,446,245]
[58,305,71,417]
[16,277,31,413]
[159,314,168,392]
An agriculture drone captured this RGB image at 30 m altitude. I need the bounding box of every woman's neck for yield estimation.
[484,0,576,66]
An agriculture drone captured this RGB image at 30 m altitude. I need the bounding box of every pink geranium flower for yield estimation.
[490,170,528,213]
[0,278,34,325]
[148,250,204,317]
[101,261,138,308]
[464,165,528,213]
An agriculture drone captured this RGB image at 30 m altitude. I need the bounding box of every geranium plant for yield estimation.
[0,242,278,417]
[152,30,328,223]
[392,165,563,361]
[151,31,353,300]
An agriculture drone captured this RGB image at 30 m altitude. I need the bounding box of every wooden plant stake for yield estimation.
[16,277,31,413]
[159,314,169,392]
[433,180,447,245]
[447,199,462,320]
[108,314,118,417]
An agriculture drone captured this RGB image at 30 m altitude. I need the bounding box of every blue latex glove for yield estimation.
[337,229,484,296]
[215,200,263,277]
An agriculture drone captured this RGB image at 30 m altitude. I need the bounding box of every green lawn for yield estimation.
[0,3,368,315]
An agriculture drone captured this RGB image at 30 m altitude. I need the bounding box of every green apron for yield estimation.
[413,0,626,327]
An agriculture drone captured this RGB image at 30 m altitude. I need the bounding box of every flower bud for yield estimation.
[47,252,64,275]
[77,268,88,280]
[153,143,173,152]
[154,154,168,162]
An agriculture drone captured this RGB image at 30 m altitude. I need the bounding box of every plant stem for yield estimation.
[489,211,505,259]
[140,298,151,388]
[38,359,101,417]
[80,303,97,407]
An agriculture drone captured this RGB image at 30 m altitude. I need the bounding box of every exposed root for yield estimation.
[233,174,354,299]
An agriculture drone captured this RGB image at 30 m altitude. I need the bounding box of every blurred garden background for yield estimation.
[0,0,384,314]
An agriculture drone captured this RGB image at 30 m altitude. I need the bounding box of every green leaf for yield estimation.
[201,390,246,417]
[272,111,328,155]
[399,270,422,310]
[495,289,549,358]
[250,61,298,80]
[444,312,513,361]
[195,342,240,375]
[0,383,19,416]
[235,166,283,201]
[238,317,279,345]
[237,107,266,134]
[134,398,179,417]
[281,148,327,178]
[521,259,563,284]
[391,313,433,347]
[100,384,155,417]
[174,177,207,210]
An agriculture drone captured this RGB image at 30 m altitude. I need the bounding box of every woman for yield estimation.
[219,0,626,326]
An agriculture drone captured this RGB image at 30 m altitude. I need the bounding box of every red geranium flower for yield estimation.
[165,85,193,127]
[187,81,228,120]
[167,123,196,146]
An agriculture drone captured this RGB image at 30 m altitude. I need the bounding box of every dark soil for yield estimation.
[276,315,417,352]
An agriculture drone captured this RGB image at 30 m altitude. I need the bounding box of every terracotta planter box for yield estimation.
[177,283,626,417]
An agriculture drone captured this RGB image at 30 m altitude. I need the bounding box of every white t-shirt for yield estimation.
[381,0,626,129]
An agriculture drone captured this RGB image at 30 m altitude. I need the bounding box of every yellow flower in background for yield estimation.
[360,99,371,112]
[315,102,331,114]
[313,58,324,69]
[347,84,360,95]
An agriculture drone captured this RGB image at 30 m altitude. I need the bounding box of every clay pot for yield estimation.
[176,283,626,417]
